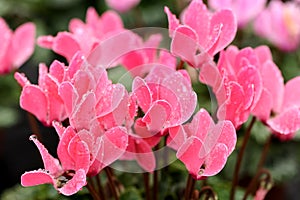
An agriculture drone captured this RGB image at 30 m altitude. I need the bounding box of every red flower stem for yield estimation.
[242,135,272,200]
[87,180,102,200]
[177,60,185,70]
[104,167,119,200]
[184,174,196,200]
[143,173,151,200]
[96,174,106,200]
[153,170,158,200]
[230,117,256,200]
[26,112,42,140]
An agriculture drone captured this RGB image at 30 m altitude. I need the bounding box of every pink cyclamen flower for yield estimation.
[132,66,197,133]
[254,0,300,51]
[164,0,237,68]
[14,60,67,126]
[105,0,140,13]
[38,7,124,61]
[168,109,236,179]
[208,0,267,28]
[21,134,90,196]
[0,18,35,74]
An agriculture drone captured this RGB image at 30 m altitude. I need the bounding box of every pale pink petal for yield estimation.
[201,143,228,177]
[66,52,86,80]
[170,26,198,66]
[86,7,99,28]
[58,169,87,196]
[199,62,222,89]
[12,22,35,68]
[21,170,54,186]
[134,138,156,172]
[168,125,188,150]
[52,121,66,139]
[20,85,48,124]
[71,92,96,131]
[69,18,86,34]
[252,89,273,121]
[29,135,62,176]
[254,188,268,200]
[105,0,140,13]
[37,35,55,49]
[164,7,180,36]
[0,18,12,72]
[99,11,124,35]
[267,107,300,138]
[208,9,237,55]
[59,82,79,117]
[49,60,66,83]
[260,61,284,112]
[181,0,210,44]
[132,77,152,112]
[52,32,81,62]
[14,72,30,87]
[237,66,262,110]
[142,100,172,133]
[254,45,273,66]
[282,77,300,110]
[97,126,128,169]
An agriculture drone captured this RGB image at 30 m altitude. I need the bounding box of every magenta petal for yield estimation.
[171,26,198,66]
[202,143,228,177]
[267,107,300,136]
[57,127,76,170]
[100,11,124,33]
[199,62,222,89]
[143,100,171,132]
[12,22,35,68]
[58,169,87,196]
[53,32,81,62]
[188,109,213,140]
[49,60,66,83]
[282,77,300,110]
[37,35,54,49]
[59,82,79,117]
[177,136,205,179]
[21,170,54,186]
[68,135,90,172]
[52,121,66,139]
[29,135,62,176]
[14,72,30,87]
[20,85,48,124]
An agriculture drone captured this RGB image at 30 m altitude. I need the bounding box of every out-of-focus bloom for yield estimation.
[14,60,67,126]
[105,0,140,13]
[38,7,124,61]
[254,0,300,51]
[0,18,35,74]
[164,0,237,68]
[132,66,197,133]
[208,0,267,28]
[168,109,236,180]
[200,45,264,128]
[21,134,90,196]
[121,33,176,77]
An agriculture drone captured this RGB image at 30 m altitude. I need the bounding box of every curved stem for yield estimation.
[143,173,151,200]
[87,180,102,200]
[96,175,106,200]
[243,135,272,200]
[198,186,218,200]
[230,117,256,200]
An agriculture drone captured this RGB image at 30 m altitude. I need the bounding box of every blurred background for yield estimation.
[1,0,300,199]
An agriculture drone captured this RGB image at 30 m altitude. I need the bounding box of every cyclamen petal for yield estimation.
[58,169,87,196]
[21,170,54,187]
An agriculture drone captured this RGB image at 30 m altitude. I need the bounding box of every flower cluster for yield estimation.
[1,0,299,198]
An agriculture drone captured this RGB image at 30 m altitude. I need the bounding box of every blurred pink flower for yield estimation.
[38,7,124,61]
[21,134,90,196]
[168,109,236,179]
[208,0,267,28]
[164,0,237,68]
[0,18,35,74]
[254,0,300,51]
[132,66,197,133]
[14,60,67,126]
[105,0,140,13]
